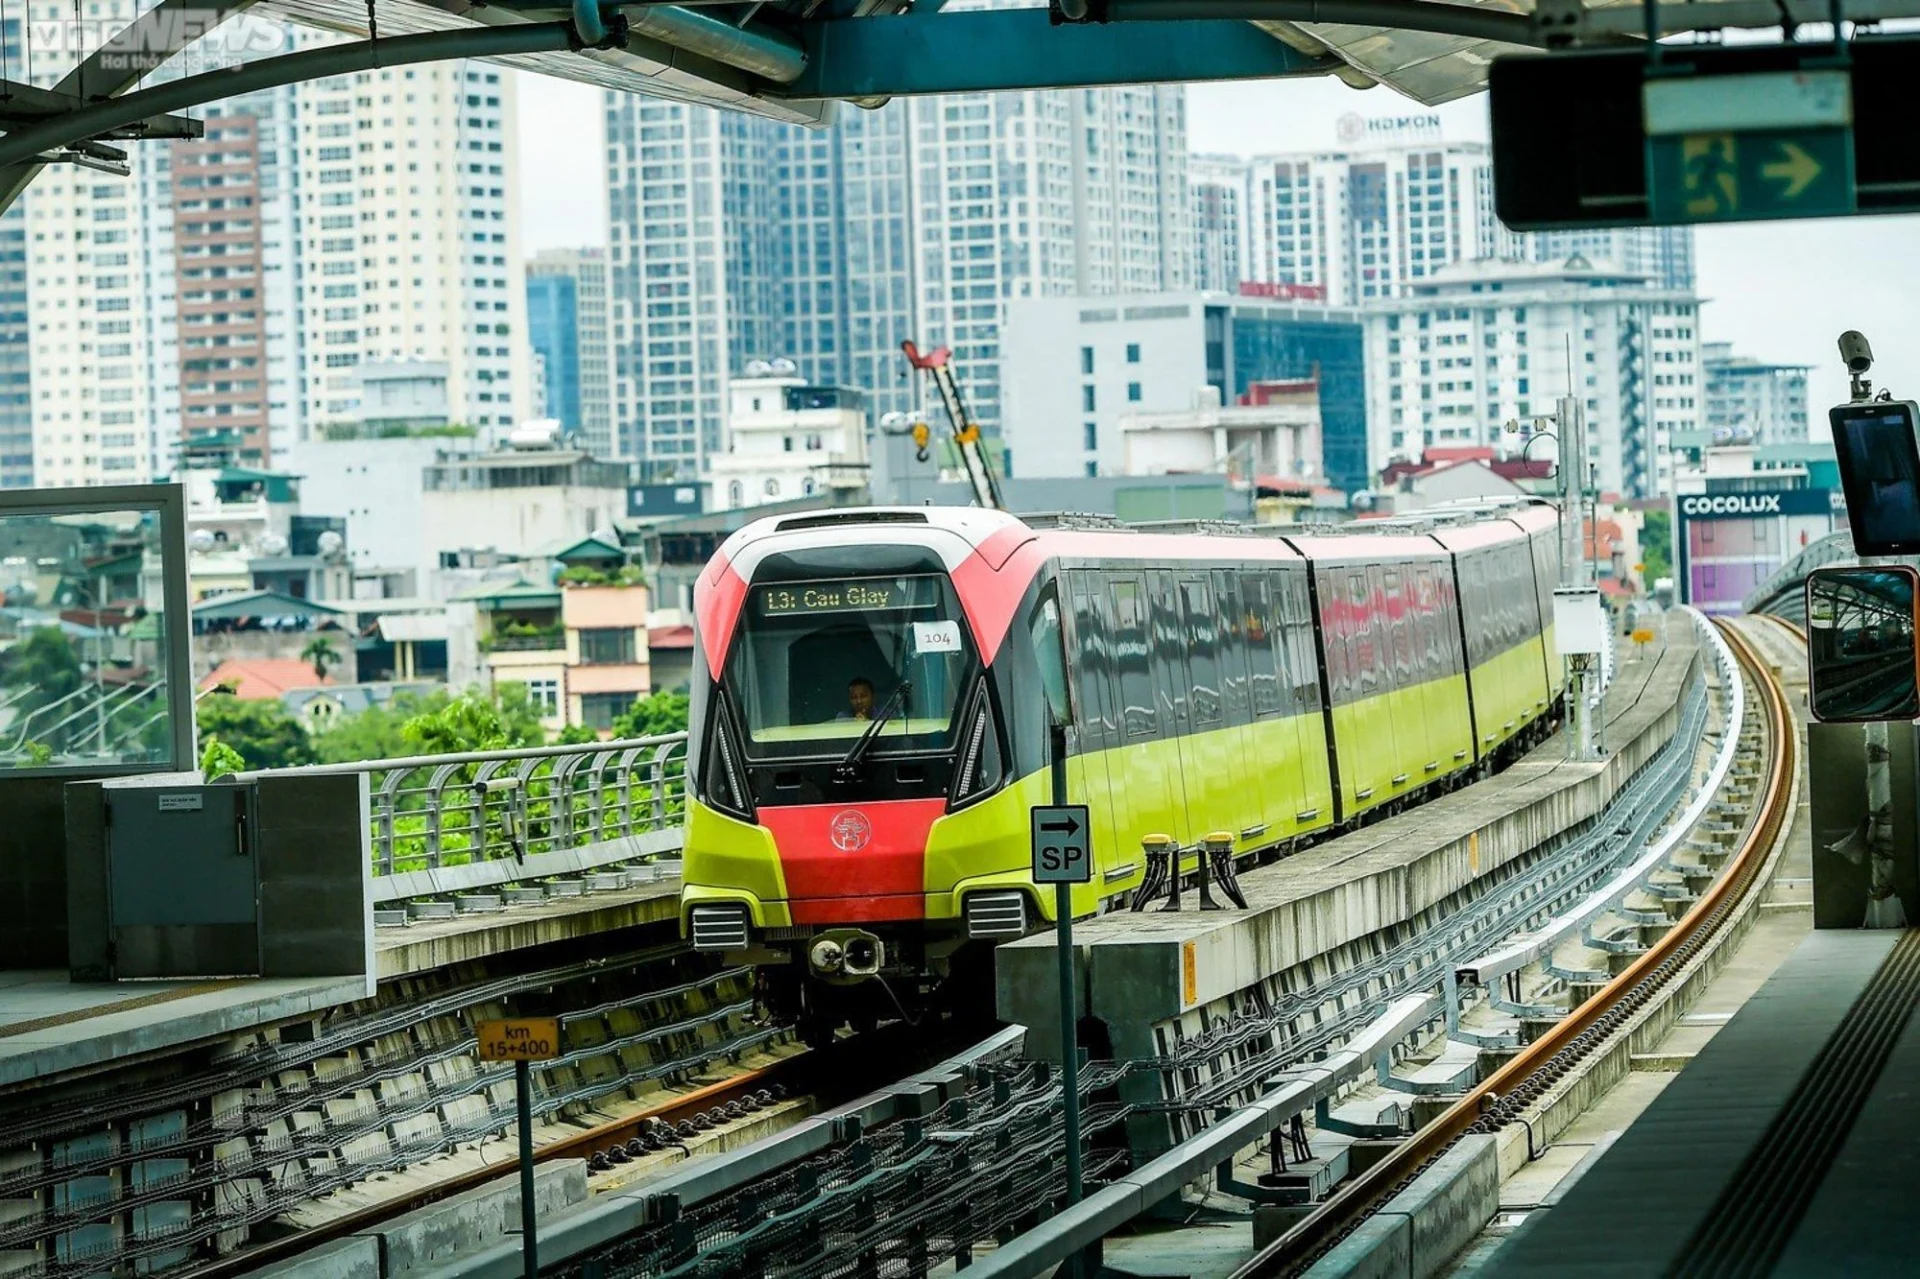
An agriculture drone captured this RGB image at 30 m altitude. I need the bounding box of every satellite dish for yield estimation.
[189,529,217,554]
[258,532,289,556]
[745,359,774,377]
[317,530,345,558]
[769,357,798,376]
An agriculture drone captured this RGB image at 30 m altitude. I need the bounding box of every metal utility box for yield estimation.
[1554,587,1611,656]
[108,781,260,978]
[66,770,373,987]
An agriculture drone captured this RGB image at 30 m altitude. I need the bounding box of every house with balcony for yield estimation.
[465,535,650,736]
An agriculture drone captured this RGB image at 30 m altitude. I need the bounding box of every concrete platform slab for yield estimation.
[374,879,680,979]
[0,969,368,1088]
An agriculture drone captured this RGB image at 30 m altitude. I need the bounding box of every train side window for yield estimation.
[1213,570,1249,721]
[1029,589,1072,728]
[1283,571,1320,711]
[1384,568,1416,686]
[1317,570,1348,704]
[1348,572,1377,696]
[1414,566,1443,678]
[1111,577,1156,738]
[1183,579,1221,724]
[1069,575,1113,739]
[1241,572,1282,717]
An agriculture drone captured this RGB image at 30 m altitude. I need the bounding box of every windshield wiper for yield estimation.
[835,680,912,782]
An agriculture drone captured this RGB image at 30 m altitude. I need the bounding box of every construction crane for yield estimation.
[901,339,1004,510]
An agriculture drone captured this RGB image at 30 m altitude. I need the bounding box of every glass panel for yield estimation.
[1807,567,1920,722]
[1241,573,1282,718]
[1030,593,1071,727]
[0,507,174,770]
[727,574,977,758]
[1111,577,1155,737]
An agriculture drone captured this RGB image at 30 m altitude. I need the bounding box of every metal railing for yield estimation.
[246,732,689,901]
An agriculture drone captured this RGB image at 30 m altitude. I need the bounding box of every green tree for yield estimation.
[554,723,600,746]
[310,697,417,763]
[612,691,690,739]
[0,627,86,751]
[195,697,317,771]
[300,635,339,683]
[401,686,542,755]
[1640,509,1673,586]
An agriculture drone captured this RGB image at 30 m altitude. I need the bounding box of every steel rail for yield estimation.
[1233,613,1796,1278]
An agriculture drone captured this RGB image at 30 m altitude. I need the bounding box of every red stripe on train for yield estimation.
[756,797,947,919]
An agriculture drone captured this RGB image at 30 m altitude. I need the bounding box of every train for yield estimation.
[680,502,1565,1040]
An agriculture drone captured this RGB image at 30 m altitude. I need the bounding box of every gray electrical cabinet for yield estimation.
[106,782,260,978]
[65,770,372,988]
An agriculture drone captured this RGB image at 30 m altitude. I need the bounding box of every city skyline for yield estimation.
[520,70,1915,428]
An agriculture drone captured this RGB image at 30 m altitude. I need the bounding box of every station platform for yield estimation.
[0,877,682,1088]
[1488,927,1920,1277]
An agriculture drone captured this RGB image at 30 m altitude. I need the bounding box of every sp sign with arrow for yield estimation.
[1031,804,1091,884]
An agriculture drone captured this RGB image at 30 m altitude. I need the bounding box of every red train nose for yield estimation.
[756,798,947,923]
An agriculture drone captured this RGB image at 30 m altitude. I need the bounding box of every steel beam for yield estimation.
[0,0,258,212]
[1104,0,1544,46]
[779,5,1332,98]
[0,24,577,173]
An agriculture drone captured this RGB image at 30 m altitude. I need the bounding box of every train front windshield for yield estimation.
[727,574,977,758]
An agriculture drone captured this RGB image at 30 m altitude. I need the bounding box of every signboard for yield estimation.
[1644,70,1855,224]
[1673,486,1840,615]
[1489,41,1920,230]
[626,483,705,520]
[477,1018,562,1062]
[1030,804,1091,884]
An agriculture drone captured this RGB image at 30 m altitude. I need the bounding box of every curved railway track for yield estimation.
[1233,615,1799,1278]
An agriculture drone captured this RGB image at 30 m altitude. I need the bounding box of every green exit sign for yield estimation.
[1644,69,1857,223]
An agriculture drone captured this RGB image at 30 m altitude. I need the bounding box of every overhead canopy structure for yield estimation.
[0,0,1898,209]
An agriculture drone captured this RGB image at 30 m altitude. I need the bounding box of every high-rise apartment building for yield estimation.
[1247,136,1522,308]
[604,86,1191,476]
[1362,256,1703,498]
[908,88,1191,440]
[0,206,28,489]
[290,55,528,439]
[1703,341,1811,444]
[527,248,615,457]
[170,116,271,466]
[1190,154,1250,293]
[1530,228,1694,292]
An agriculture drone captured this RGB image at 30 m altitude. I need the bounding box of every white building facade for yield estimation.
[1703,341,1811,444]
[1189,154,1250,293]
[1361,256,1704,498]
[711,368,870,510]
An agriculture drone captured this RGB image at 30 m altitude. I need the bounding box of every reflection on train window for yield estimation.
[1349,573,1378,695]
[1241,573,1283,718]
[1030,591,1072,728]
[727,574,975,755]
[1183,579,1221,724]
[1111,577,1155,737]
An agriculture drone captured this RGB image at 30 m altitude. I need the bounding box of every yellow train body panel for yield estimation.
[1470,634,1553,757]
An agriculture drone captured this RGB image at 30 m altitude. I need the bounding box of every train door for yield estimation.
[1108,573,1183,856]
[1379,564,1426,801]
[1235,570,1291,844]
[1348,567,1392,812]
[1064,572,1123,895]
[1149,571,1197,846]
[1415,562,1472,774]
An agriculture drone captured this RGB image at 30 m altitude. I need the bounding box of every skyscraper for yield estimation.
[1529,227,1695,291]
[527,248,614,457]
[290,54,528,439]
[1189,154,1250,293]
[1247,136,1522,308]
[604,85,1192,477]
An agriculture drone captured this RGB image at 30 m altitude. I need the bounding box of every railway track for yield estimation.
[1230,615,1798,1278]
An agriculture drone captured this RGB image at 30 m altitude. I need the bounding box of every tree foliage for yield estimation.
[196,697,317,771]
[1640,509,1674,586]
[613,690,690,739]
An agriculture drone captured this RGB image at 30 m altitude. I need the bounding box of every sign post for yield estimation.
[1032,722,1090,1278]
[477,1018,562,1278]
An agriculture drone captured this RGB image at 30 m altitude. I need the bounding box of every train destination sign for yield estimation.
[476,1018,561,1062]
[755,577,935,617]
[1031,804,1092,884]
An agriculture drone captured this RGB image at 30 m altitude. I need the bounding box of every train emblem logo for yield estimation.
[829,809,872,852]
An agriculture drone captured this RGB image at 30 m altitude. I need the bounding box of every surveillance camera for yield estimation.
[1839,330,1874,374]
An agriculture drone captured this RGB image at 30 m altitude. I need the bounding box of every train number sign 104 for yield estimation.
[477,1018,561,1062]
[1031,804,1092,884]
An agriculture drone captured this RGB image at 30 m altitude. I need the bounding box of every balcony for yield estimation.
[481,624,565,653]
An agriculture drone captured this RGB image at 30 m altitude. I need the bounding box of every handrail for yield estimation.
[242,732,690,885]
[1458,607,1740,987]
